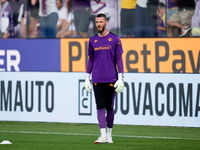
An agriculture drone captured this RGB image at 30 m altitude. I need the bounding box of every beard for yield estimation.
[97,25,106,33]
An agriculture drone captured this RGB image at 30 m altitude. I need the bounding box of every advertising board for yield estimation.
[0,72,199,127]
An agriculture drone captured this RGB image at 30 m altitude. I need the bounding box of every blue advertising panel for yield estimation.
[0,39,60,71]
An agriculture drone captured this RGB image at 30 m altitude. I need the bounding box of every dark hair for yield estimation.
[158,2,165,9]
[67,0,72,14]
[57,0,63,4]
[96,13,107,21]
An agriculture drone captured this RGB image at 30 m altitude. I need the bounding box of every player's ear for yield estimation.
[105,20,108,25]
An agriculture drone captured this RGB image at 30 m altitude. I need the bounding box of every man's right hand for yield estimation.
[84,73,92,93]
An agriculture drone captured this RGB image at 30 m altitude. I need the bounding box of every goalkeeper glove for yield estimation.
[114,73,124,93]
[84,73,92,93]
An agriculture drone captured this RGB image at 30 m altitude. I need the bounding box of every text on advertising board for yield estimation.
[61,38,200,73]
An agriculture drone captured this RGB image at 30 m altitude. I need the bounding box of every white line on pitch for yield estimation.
[0,130,200,141]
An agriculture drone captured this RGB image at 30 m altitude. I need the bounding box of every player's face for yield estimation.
[95,17,107,33]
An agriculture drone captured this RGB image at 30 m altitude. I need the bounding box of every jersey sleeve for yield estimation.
[116,54,124,73]
[88,38,94,57]
[86,56,94,74]
[115,37,123,55]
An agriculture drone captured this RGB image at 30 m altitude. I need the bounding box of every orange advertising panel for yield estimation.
[61,38,88,72]
[61,38,200,73]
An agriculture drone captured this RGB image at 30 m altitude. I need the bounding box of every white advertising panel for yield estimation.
[0,72,199,127]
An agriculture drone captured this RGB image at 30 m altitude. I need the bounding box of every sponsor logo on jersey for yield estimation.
[94,45,111,51]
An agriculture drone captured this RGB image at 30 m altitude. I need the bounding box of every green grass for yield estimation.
[0,121,200,150]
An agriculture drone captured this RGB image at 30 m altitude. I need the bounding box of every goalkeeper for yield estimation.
[84,13,124,144]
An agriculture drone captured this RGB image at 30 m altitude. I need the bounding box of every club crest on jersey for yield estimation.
[94,40,98,43]
[108,37,112,42]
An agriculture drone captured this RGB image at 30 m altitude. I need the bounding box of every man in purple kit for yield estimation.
[84,13,124,144]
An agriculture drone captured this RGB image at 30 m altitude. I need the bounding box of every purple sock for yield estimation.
[106,109,114,128]
[97,108,106,129]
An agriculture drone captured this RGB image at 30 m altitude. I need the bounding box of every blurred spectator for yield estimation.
[147,0,159,37]
[7,0,27,38]
[90,0,110,35]
[157,2,166,37]
[135,0,158,37]
[135,0,148,37]
[72,0,91,37]
[56,0,67,32]
[166,0,178,37]
[120,0,136,38]
[167,0,195,37]
[56,0,77,38]
[191,0,200,36]
[166,0,178,20]
[28,0,40,38]
[31,0,58,38]
[159,0,165,4]
[0,0,11,38]
[20,0,40,38]
[19,0,29,38]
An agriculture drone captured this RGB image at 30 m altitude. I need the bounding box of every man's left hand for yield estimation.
[114,73,124,93]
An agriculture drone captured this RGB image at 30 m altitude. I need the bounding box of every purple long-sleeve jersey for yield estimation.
[88,32,124,83]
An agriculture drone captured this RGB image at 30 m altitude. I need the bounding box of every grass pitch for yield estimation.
[0,121,200,150]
